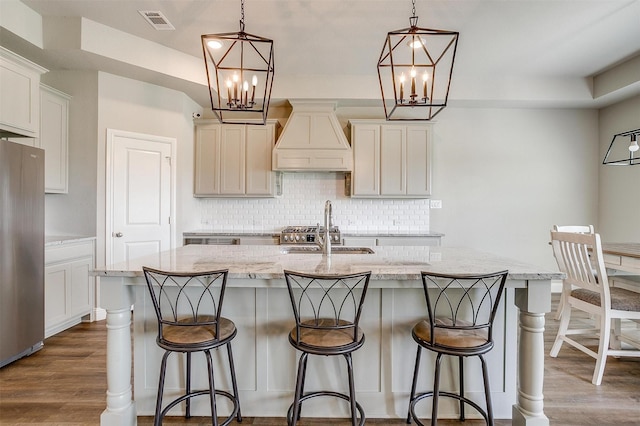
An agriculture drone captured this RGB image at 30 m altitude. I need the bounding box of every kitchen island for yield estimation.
[94,244,560,426]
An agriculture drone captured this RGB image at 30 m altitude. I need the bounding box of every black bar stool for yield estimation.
[283,269,372,426]
[407,270,509,426]
[142,267,241,426]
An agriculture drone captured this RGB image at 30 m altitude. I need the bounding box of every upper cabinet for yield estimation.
[350,120,433,198]
[0,47,47,138]
[194,120,280,197]
[39,84,70,193]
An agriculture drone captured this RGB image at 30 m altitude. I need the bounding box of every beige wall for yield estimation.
[95,72,202,266]
[598,94,640,242]
[427,107,600,270]
[42,70,99,237]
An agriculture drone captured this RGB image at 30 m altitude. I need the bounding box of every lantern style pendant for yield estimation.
[202,0,274,124]
[602,129,640,166]
[377,0,459,120]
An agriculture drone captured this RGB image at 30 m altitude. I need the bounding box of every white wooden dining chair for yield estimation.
[549,231,640,385]
[551,225,595,320]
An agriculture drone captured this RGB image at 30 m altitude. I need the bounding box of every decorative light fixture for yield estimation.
[201,0,274,124]
[377,0,459,121]
[602,128,640,166]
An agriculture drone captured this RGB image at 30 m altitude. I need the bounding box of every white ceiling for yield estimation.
[4,0,640,109]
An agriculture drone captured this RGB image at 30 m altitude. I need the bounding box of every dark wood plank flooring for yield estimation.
[1,296,639,425]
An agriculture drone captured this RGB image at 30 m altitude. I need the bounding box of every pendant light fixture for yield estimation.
[602,128,640,166]
[201,0,274,124]
[377,0,459,121]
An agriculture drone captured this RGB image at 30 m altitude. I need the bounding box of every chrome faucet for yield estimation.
[316,200,333,256]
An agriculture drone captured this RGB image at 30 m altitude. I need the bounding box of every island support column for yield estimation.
[513,279,552,426]
[99,276,137,426]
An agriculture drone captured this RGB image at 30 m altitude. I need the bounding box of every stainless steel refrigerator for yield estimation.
[0,138,45,368]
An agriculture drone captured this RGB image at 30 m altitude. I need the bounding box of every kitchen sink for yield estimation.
[281,246,375,254]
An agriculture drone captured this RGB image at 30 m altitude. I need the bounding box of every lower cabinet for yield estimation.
[44,239,95,338]
[343,235,442,247]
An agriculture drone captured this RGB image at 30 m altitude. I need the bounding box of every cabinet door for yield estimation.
[352,124,380,196]
[0,50,44,137]
[405,126,432,196]
[246,125,274,195]
[40,86,69,193]
[220,125,246,194]
[194,125,221,195]
[44,264,69,330]
[69,257,93,317]
[380,125,406,196]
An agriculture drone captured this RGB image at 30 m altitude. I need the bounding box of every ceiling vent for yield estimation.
[138,11,175,31]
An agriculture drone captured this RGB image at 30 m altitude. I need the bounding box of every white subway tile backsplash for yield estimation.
[197,172,430,234]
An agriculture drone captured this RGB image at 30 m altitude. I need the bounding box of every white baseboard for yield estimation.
[93,307,106,321]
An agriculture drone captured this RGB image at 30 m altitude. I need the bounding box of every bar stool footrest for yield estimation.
[287,390,365,426]
[158,389,241,426]
[408,391,489,426]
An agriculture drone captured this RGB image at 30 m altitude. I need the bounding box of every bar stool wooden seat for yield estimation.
[407,270,509,426]
[283,269,372,426]
[142,267,241,426]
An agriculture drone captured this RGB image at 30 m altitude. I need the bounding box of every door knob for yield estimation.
[115,232,124,238]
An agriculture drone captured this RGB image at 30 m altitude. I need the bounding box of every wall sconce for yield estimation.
[201,0,274,124]
[377,0,459,121]
[602,128,640,166]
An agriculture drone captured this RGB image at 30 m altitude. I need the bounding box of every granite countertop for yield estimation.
[45,235,96,246]
[183,230,444,238]
[94,244,560,282]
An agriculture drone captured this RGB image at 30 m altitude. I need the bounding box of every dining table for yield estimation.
[601,242,640,275]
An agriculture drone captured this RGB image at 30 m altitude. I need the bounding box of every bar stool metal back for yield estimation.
[283,269,372,426]
[407,270,509,426]
[142,267,241,426]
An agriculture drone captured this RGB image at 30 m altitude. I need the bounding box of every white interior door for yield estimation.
[106,129,174,265]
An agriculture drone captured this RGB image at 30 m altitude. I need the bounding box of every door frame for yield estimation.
[105,128,176,266]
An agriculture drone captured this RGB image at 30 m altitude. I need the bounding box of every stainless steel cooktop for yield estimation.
[280,226,341,245]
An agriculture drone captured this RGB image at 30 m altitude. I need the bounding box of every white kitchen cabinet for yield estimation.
[38,84,70,193]
[44,239,95,338]
[342,237,377,249]
[0,47,47,138]
[343,235,442,247]
[350,120,432,198]
[376,236,441,246]
[194,120,279,197]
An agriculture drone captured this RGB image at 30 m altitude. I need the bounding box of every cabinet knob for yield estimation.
[114,232,124,238]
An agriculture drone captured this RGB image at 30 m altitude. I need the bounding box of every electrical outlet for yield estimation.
[430,199,442,209]
[429,252,442,262]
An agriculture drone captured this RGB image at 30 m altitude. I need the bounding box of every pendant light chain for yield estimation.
[239,0,245,33]
[409,0,418,28]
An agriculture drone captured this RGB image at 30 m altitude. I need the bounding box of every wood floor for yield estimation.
[1,297,639,425]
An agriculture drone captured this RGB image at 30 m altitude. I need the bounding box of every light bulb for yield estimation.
[207,40,223,49]
[629,140,639,153]
[408,37,424,49]
[252,75,258,86]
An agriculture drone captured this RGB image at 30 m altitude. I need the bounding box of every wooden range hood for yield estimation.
[272,100,352,172]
